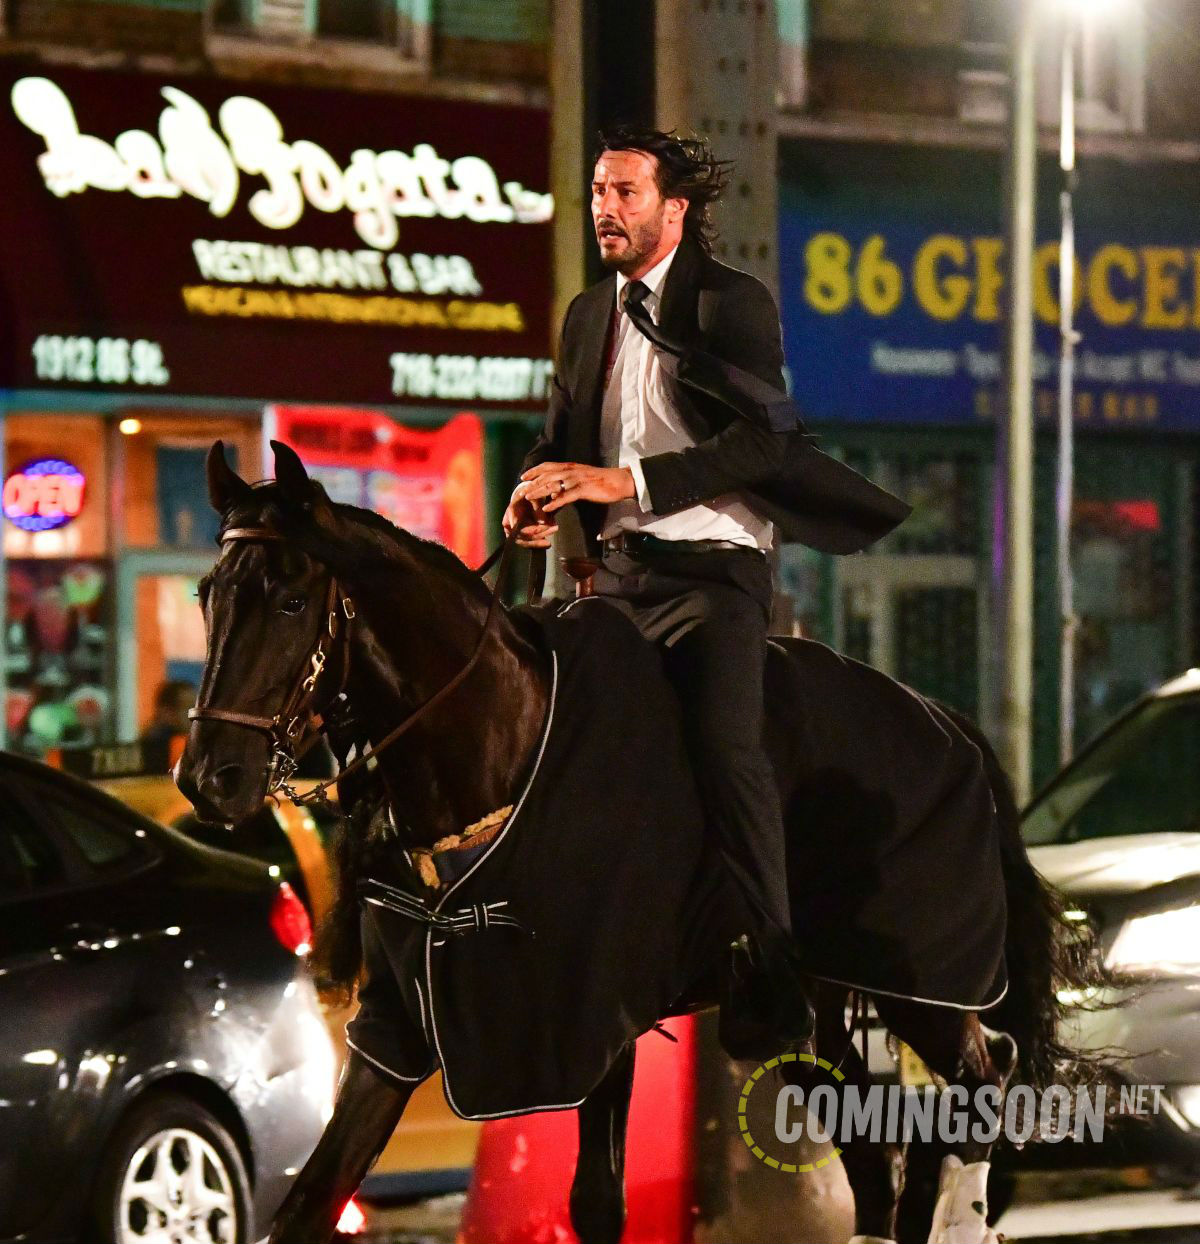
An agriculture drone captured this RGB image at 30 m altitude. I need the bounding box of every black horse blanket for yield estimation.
[346,598,1007,1120]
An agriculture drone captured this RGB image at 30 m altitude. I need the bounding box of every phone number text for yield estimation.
[389,353,553,402]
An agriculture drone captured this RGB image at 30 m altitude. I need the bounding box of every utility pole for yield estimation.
[655,0,780,296]
[996,0,1040,803]
[549,0,587,333]
[1057,26,1079,767]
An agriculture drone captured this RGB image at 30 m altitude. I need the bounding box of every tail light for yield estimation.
[269,882,312,956]
[336,1197,366,1235]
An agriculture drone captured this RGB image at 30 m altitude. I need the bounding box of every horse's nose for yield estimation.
[201,762,246,804]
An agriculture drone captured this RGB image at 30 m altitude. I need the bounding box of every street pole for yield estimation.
[1057,28,1079,766]
[996,0,1039,803]
[544,0,588,598]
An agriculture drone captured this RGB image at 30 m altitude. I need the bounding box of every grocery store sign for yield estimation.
[3,458,86,532]
[11,76,553,251]
[779,140,1200,431]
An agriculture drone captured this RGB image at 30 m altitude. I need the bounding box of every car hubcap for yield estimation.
[118,1127,237,1244]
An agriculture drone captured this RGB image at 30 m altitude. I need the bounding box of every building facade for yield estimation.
[0,0,553,754]
[774,0,1200,785]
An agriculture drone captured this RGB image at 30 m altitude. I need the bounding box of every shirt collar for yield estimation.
[616,244,679,308]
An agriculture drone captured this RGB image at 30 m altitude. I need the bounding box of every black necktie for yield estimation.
[625,274,805,434]
[623,280,684,358]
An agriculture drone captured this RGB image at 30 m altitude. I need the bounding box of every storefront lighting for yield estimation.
[3,459,86,532]
[118,417,142,436]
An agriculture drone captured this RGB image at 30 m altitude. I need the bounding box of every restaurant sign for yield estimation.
[1,63,554,407]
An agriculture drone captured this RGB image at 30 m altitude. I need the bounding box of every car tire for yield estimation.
[89,1093,253,1244]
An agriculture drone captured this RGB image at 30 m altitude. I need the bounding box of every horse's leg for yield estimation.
[269,1051,417,1244]
[780,985,905,1244]
[876,1001,1017,1244]
[569,1040,637,1244]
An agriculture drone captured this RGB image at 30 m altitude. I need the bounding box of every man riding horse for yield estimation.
[505,126,910,1053]
[175,126,1111,1244]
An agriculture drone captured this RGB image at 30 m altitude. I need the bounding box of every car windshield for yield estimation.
[1023,693,1200,845]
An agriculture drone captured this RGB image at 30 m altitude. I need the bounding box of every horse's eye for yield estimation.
[279,595,307,616]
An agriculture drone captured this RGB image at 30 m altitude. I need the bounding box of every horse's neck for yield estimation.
[343,576,549,846]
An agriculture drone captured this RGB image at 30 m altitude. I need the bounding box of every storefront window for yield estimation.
[115,415,259,738]
[1071,495,1174,748]
[5,415,112,756]
[117,415,260,550]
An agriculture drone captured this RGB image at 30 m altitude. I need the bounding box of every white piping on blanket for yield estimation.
[425,650,573,1121]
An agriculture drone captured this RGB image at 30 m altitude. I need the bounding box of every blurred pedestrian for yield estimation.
[143,678,196,748]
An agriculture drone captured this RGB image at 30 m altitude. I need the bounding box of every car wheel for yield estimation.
[90,1093,253,1244]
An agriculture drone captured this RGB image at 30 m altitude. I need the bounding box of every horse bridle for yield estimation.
[187,527,358,798]
[187,524,522,807]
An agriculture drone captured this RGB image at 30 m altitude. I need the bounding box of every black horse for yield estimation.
[177,442,1108,1244]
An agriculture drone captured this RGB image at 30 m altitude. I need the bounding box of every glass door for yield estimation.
[114,551,213,742]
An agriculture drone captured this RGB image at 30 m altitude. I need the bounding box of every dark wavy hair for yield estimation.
[595,126,731,255]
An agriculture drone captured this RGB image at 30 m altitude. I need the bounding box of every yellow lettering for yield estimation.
[913,235,971,321]
[1142,246,1189,329]
[1031,243,1083,325]
[804,233,854,315]
[972,237,1005,322]
[855,235,904,316]
[1194,252,1200,328]
[1087,244,1139,327]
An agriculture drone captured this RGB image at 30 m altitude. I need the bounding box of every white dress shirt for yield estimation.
[599,245,773,548]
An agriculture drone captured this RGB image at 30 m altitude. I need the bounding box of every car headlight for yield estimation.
[1107,904,1200,974]
[1172,1085,1200,1129]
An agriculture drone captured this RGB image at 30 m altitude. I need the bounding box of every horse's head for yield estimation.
[176,440,346,826]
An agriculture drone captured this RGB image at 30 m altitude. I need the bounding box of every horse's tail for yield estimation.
[940,705,1117,1091]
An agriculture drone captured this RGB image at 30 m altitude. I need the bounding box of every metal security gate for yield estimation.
[834,553,981,719]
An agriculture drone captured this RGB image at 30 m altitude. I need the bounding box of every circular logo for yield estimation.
[738,1052,846,1173]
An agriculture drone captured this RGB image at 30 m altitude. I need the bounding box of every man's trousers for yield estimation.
[592,544,792,940]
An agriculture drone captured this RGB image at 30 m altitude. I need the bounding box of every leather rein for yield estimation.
[188,526,521,808]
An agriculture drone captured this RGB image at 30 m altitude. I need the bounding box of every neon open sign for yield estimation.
[3,458,86,532]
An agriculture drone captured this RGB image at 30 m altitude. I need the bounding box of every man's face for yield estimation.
[591,150,684,274]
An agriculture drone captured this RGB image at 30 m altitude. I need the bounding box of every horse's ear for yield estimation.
[271,440,314,506]
[206,441,252,514]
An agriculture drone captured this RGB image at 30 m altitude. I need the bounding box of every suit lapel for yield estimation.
[654,237,714,441]
[568,238,706,464]
[571,279,616,456]
[657,235,703,348]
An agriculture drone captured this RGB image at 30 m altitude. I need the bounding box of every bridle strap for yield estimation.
[190,707,278,731]
[190,523,523,807]
[221,527,287,543]
[189,529,350,751]
[306,532,519,801]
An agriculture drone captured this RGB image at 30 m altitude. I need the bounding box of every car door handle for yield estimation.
[62,922,116,956]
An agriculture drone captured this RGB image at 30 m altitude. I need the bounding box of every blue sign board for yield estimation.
[778,141,1200,431]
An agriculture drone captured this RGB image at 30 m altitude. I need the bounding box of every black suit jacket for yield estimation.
[523,235,911,554]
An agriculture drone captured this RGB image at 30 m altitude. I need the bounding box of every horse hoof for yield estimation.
[927,1156,993,1244]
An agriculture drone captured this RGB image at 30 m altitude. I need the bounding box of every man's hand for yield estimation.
[502,486,558,548]
[519,462,636,514]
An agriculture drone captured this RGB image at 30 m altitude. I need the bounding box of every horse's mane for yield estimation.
[225,482,491,606]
